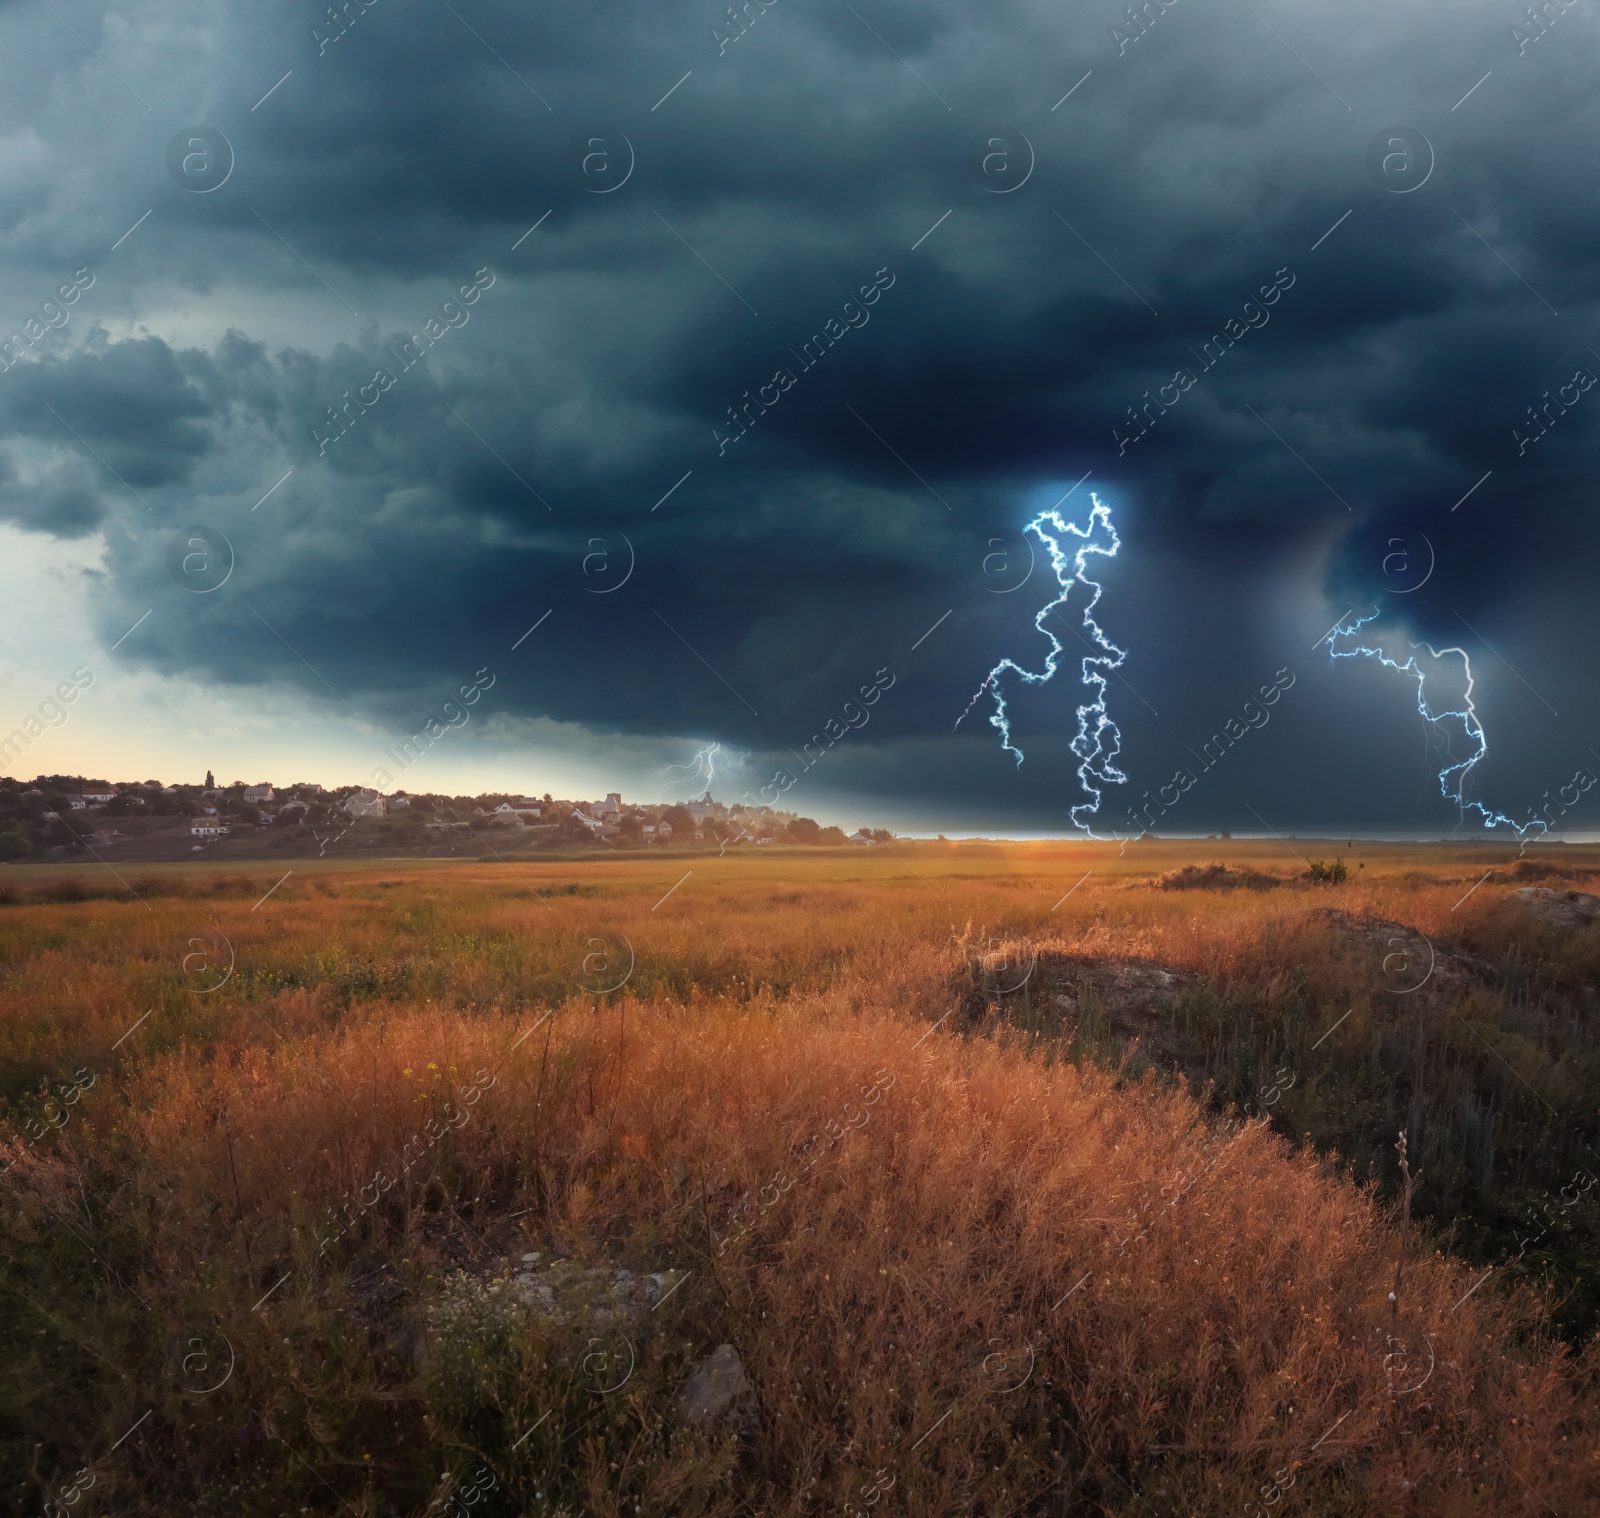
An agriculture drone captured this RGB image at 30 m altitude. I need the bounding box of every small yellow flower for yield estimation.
[427,1063,438,1071]
[403,1068,413,1077]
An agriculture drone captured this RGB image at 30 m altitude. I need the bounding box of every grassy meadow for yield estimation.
[4,838,1600,1515]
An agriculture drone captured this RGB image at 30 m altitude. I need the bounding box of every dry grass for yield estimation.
[4,840,1600,1514]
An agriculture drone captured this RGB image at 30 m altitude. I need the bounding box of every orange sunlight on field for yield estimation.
[4,840,1600,1515]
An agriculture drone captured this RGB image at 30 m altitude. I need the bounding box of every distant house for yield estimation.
[82,790,115,804]
[849,830,876,846]
[199,803,219,816]
[484,804,526,828]
[386,791,410,810]
[482,800,541,822]
[641,824,658,840]
[190,818,229,837]
[88,828,121,845]
[753,837,773,846]
[278,799,309,819]
[593,792,622,817]
[570,811,619,838]
[63,795,87,811]
[243,784,274,803]
[655,821,673,840]
[294,783,324,794]
[343,789,385,818]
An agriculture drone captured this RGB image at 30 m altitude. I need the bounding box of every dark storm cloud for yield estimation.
[2,0,1597,829]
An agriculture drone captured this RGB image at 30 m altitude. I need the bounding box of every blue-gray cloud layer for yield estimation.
[0,0,1594,831]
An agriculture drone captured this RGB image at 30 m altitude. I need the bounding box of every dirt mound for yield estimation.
[1035,951,1208,1081]
[1160,863,1282,892]
[1039,950,1188,1010]
[1311,908,1490,989]
[1508,858,1579,881]
[1516,886,1600,931]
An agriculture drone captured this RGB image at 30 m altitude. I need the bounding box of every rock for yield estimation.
[509,1253,678,1329]
[678,1343,752,1427]
[1516,886,1600,932]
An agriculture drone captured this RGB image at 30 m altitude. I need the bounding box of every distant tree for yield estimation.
[783,816,821,845]
[817,826,847,846]
[204,770,214,788]
[559,813,595,844]
[0,824,30,860]
[618,815,643,841]
[662,804,695,836]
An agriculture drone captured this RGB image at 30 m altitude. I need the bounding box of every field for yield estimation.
[4,838,1600,1516]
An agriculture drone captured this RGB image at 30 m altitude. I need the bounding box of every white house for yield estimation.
[343,788,385,818]
[387,791,411,810]
[63,795,88,810]
[82,790,115,804]
[190,818,230,837]
[243,784,274,803]
[592,792,622,817]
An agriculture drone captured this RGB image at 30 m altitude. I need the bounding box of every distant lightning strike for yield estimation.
[1327,610,1544,838]
[660,741,749,800]
[958,491,1128,834]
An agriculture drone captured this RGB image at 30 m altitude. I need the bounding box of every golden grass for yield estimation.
[3,840,1600,1514]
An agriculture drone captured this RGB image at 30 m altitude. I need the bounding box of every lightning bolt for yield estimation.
[958,490,1128,834]
[659,741,749,801]
[1325,609,1545,838]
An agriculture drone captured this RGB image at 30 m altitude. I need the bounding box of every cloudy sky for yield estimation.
[0,0,1594,836]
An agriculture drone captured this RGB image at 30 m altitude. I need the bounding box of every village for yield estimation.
[0,772,892,861]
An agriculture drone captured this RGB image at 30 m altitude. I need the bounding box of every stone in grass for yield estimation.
[510,1251,678,1329]
[677,1343,753,1427]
